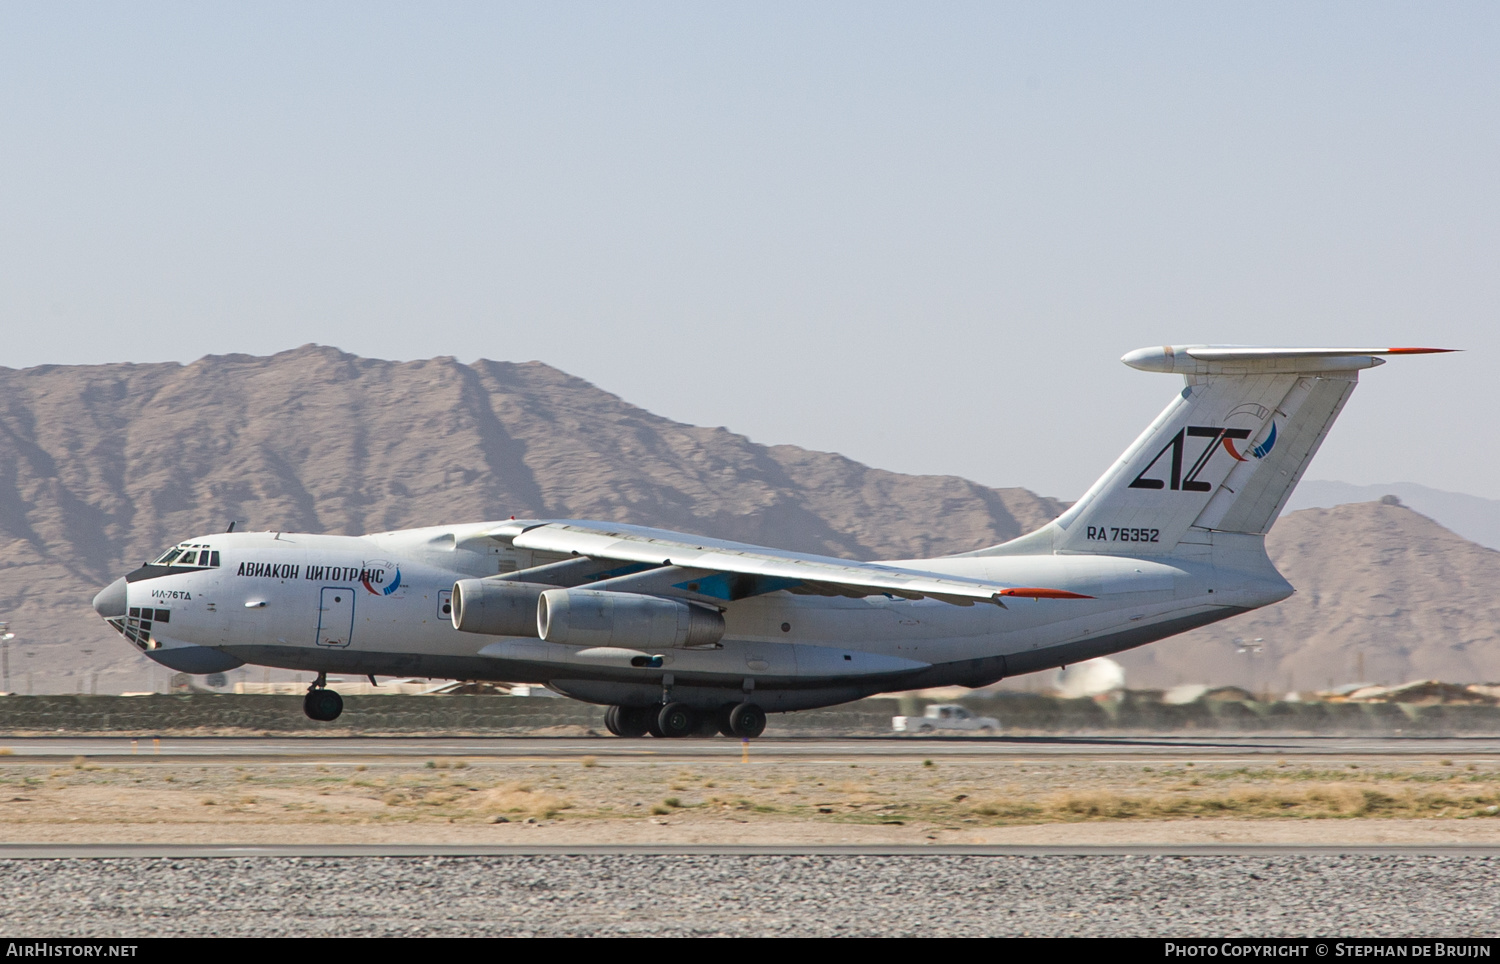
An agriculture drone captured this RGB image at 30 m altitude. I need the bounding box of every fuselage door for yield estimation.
[316,587,356,647]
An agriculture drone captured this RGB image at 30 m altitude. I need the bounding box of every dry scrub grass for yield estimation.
[469,783,571,819]
[376,780,572,819]
[5,756,1499,836]
[962,784,1500,823]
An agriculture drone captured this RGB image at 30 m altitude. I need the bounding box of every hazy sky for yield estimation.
[2,3,1495,500]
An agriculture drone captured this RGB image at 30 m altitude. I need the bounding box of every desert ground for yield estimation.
[5,747,1500,846]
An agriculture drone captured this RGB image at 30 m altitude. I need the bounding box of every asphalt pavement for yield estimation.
[3,734,1500,761]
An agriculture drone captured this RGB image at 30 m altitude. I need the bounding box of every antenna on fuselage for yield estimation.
[226,521,236,533]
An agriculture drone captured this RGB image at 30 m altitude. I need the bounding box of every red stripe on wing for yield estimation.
[997,587,1094,599]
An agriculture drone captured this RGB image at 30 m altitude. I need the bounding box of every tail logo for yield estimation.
[1222,421,1278,462]
[1129,423,1274,492]
[1252,421,1278,459]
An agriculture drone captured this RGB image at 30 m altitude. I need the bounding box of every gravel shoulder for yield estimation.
[3,854,1497,937]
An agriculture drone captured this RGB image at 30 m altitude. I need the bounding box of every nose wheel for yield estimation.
[303,672,343,722]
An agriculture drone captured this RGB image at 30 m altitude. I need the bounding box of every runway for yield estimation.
[4,734,1500,761]
[6,842,1500,858]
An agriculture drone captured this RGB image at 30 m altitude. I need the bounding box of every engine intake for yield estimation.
[537,588,725,649]
[451,579,549,637]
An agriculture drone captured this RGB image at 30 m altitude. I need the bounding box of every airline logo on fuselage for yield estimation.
[359,564,402,596]
[236,560,401,594]
[236,562,301,579]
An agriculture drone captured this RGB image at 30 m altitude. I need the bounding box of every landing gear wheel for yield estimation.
[613,705,652,738]
[645,707,667,738]
[303,688,343,722]
[604,705,624,737]
[657,701,699,738]
[714,704,737,737]
[728,702,766,739]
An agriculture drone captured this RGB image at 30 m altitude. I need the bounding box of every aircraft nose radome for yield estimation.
[92,577,127,620]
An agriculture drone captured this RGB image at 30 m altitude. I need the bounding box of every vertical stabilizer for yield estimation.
[972,346,1451,557]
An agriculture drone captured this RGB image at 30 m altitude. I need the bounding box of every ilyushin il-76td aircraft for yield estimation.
[92,346,1447,738]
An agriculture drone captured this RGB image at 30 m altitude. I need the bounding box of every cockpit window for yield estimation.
[150,544,221,569]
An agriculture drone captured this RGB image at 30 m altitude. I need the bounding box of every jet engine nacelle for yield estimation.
[537,588,725,649]
[451,579,549,637]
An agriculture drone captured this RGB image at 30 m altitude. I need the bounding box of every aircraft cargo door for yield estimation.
[316,587,356,648]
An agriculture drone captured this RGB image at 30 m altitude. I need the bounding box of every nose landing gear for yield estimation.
[303,672,344,722]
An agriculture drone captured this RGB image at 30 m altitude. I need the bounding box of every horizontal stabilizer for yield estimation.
[1124,345,1455,375]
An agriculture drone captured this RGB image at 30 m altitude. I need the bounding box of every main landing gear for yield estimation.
[605,701,766,739]
[603,705,653,738]
[303,671,344,722]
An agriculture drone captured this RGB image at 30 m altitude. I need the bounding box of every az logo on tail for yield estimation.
[1129,423,1275,492]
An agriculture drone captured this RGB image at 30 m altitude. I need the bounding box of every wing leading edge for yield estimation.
[489,520,1090,607]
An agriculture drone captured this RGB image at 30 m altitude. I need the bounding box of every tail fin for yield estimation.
[980,346,1452,556]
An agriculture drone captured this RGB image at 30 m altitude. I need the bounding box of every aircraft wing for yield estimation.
[491,520,1089,606]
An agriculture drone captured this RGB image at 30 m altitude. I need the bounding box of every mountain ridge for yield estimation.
[1,346,1496,694]
[0,345,1065,692]
[1286,480,1500,551]
[1113,499,1500,692]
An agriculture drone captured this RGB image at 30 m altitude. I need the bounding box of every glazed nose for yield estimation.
[92,577,128,619]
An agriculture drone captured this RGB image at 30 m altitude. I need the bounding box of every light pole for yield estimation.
[23,648,36,695]
[1233,637,1265,698]
[0,624,12,693]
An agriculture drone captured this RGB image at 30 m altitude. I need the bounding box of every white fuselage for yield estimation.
[109,521,1290,711]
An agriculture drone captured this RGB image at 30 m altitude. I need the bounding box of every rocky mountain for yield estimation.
[1113,500,1500,692]
[1,346,1496,695]
[1286,480,1500,551]
[0,346,1063,692]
